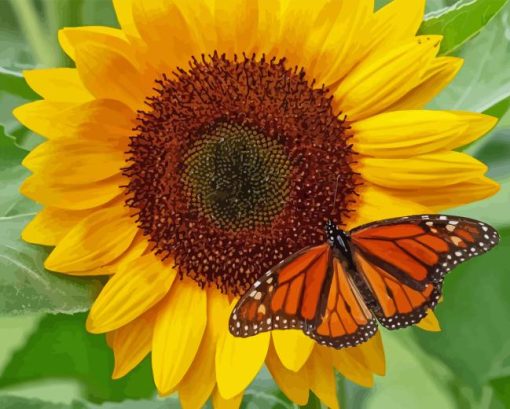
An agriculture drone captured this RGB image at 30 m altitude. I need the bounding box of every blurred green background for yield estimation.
[0,0,509,408]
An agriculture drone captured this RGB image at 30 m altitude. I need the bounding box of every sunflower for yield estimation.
[14,0,498,407]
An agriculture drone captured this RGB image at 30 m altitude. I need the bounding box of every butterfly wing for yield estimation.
[229,243,333,337]
[352,250,442,329]
[310,257,378,348]
[349,214,499,329]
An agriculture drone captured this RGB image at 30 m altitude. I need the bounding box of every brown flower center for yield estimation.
[124,53,357,295]
[182,120,292,231]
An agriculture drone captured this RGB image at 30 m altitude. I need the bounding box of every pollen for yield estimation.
[124,52,357,295]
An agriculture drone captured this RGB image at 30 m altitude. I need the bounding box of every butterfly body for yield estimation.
[325,219,381,312]
[229,214,499,349]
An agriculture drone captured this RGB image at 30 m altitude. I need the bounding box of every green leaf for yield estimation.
[341,378,372,409]
[0,68,42,150]
[81,0,118,27]
[483,95,510,120]
[87,398,180,409]
[363,331,457,409]
[474,129,510,180]
[451,178,510,228]
[491,376,510,407]
[0,314,300,408]
[0,395,71,409]
[429,2,510,113]
[0,313,155,403]
[0,395,179,409]
[375,0,458,13]
[460,99,510,180]
[0,68,37,101]
[243,367,296,409]
[0,126,101,315]
[0,125,38,216]
[0,315,41,373]
[414,227,510,393]
[0,2,35,70]
[0,213,102,315]
[419,0,509,55]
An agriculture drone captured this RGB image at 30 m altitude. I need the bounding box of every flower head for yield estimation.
[15,0,498,408]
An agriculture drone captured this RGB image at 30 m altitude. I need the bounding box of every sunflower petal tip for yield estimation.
[43,256,57,272]
[85,313,102,334]
[21,69,37,79]
[111,361,130,380]
[12,104,28,123]
[448,57,464,73]
[111,368,123,380]
[153,381,176,398]
[216,384,239,402]
[484,113,499,129]
[489,179,501,194]
[416,310,442,332]
[57,27,71,37]
[21,224,37,244]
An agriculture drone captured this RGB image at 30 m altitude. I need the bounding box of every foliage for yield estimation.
[0,128,102,315]
[419,0,509,55]
[0,0,509,408]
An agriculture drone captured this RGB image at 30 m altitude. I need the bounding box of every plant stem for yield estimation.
[9,0,58,67]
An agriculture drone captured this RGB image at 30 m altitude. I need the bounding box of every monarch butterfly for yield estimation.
[229,215,500,348]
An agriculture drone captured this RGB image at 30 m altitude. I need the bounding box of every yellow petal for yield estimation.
[59,26,131,61]
[152,279,207,395]
[272,329,314,372]
[389,57,464,111]
[253,0,282,54]
[352,111,497,158]
[216,301,270,399]
[13,99,134,141]
[179,288,229,409]
[361,151,489,189]
[305,0,373,85]
[101,233,149,275]
[276,0,327,68]
[334,36,441,121]
[73,41,148,112]
[346,184,431,229]
[215,0,258,55]
[21,174,125,210]
[356,331,386,376]
[331,347,374,388]
[22,139,126,184]
[110,307,158,379]
[112,0,140,39]
[131,0,214,72]
[212,388,243,409]
[457,112,499,149]
[306,347,339,409]
[416,310,441,332]
[44,204,137,272]
[22,207,92,246]
[384,176,499,211]
[369,0,425,52]
[24,68,92,102]
[105,332,115,348]
[87,252,175,333]
[13,101,73,139]
[266,341,310,405]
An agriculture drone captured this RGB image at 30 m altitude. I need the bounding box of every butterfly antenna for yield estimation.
[331,174,342,218]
